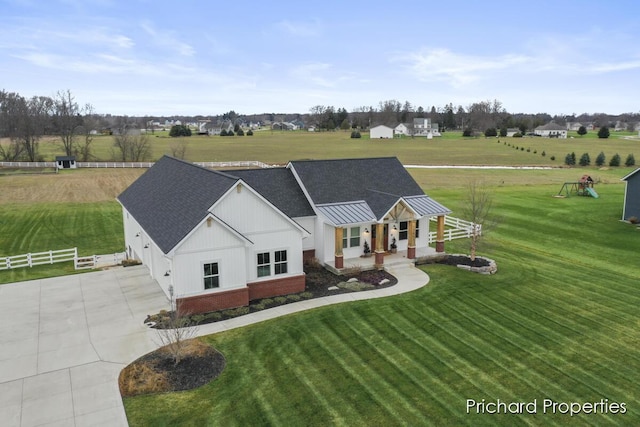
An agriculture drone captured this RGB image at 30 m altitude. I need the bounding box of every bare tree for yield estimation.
[154,287,198,366]
[460,180,497,261]
[52,89,82,156]
[169,139,188,160]
[111,122,152,162]
[1,94,53,161]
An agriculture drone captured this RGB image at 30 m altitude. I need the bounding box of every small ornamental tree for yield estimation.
[499,127,507,137]
[609,153,621,166]
[246,129,254,136]
[220,129,227,137]
[350,130,361,138]
[595,151,606,167]
[577,126,587,136]
[625,153,635,167]
[462,128,473,137]
[236,128,244,136]
[598,126,610,139]
[579,152,591,166]
[227,130,234,136]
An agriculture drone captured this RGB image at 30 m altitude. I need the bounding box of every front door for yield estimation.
[371,223,389,252]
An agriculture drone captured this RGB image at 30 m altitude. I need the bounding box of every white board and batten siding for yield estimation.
[173,218,248,297]
[212,186,305,281]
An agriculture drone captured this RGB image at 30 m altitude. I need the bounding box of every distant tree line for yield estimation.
[3,88,640,163]
[0,89,152,162]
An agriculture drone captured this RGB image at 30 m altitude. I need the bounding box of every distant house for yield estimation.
[55,156,77,170]
[566,122,594,132]
[394,123,410,136]
[534,122,567,138]
[506,128,521,137]
[621,168,640,221]
[370,124,394,139]
[117,156,453,314]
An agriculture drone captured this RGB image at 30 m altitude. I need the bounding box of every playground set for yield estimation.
[556,175,599,198]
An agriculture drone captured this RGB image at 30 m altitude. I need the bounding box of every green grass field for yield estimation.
[2,133,640,425]
[122,182,640,426]
[29,129,640,167]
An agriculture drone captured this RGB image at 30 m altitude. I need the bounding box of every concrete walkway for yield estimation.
[0,263,429,427]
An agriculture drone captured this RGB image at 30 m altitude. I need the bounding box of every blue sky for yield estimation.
[2,0,639,116]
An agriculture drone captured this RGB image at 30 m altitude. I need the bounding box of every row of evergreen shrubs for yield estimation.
[220,129,254,136]
[499,140,556,161]
[564,152,635,167]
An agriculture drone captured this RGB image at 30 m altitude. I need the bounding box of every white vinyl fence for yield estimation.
[0,160,274,169]
[0,247,126,271]
[428,215,482,243]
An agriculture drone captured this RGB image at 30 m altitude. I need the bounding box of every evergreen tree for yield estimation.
[578,152,590,166]
[595,151,606,167]
[609,153,621,166]
[598,126,610,139]
[625,153,635,167]
[577,126,587,136]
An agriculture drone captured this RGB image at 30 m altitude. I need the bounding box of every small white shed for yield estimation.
[55,156,77,170]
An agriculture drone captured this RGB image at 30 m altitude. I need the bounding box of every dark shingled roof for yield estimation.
[289,157,428,219]
[117,156,238,253]
[228,168,315,218]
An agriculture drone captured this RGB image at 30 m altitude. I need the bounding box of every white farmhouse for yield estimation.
[117,156,452,314]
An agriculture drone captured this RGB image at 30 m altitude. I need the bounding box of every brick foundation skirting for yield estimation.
[176,287,249,315]
[247,273,306,301]
[303,249,316,262]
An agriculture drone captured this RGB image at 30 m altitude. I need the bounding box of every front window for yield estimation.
[257,252,270,277]
[274,250,287,275]
[203,262,219,289]
[399,221,408,240]
[349,226,360,247]
[342,227,361,248]
[399,220,420,240]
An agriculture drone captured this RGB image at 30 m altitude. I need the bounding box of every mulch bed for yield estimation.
[435,255,490,268]
[120,339,226,397]
[128,265,398,397]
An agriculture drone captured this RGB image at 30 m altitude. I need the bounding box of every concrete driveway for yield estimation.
[0,266,168,427]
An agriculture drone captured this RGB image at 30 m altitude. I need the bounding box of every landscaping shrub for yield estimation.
[629,216,639,224]
[513,132,522,137]
[598,126,610,139]
[462,128,473,137]
[541,151,546,157]
[625,153,635,167]
[287,294,302,302]
[550,155,556,161]
[579,152,591,166]
[350,131,361,138]
[247,129,254,136]
[222,307,249,317]
[610,153,621,166]
[564,152,576,166]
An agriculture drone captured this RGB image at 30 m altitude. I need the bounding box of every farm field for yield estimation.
[123,181,640,426]
[1,135,640,425]
[12,129,640,166]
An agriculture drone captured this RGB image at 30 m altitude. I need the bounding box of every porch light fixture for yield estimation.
[164,270,171,277]
[364,228,369,234]
[392,225,397,231]
[144,243,149,248]
[135,232,140,237]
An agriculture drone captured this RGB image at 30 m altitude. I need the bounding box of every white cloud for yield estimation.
[397,48,531,87]
[140,21,195,56]
[276,19,322,38]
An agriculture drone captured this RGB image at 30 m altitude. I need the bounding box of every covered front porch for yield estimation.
[325,245,443,274]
